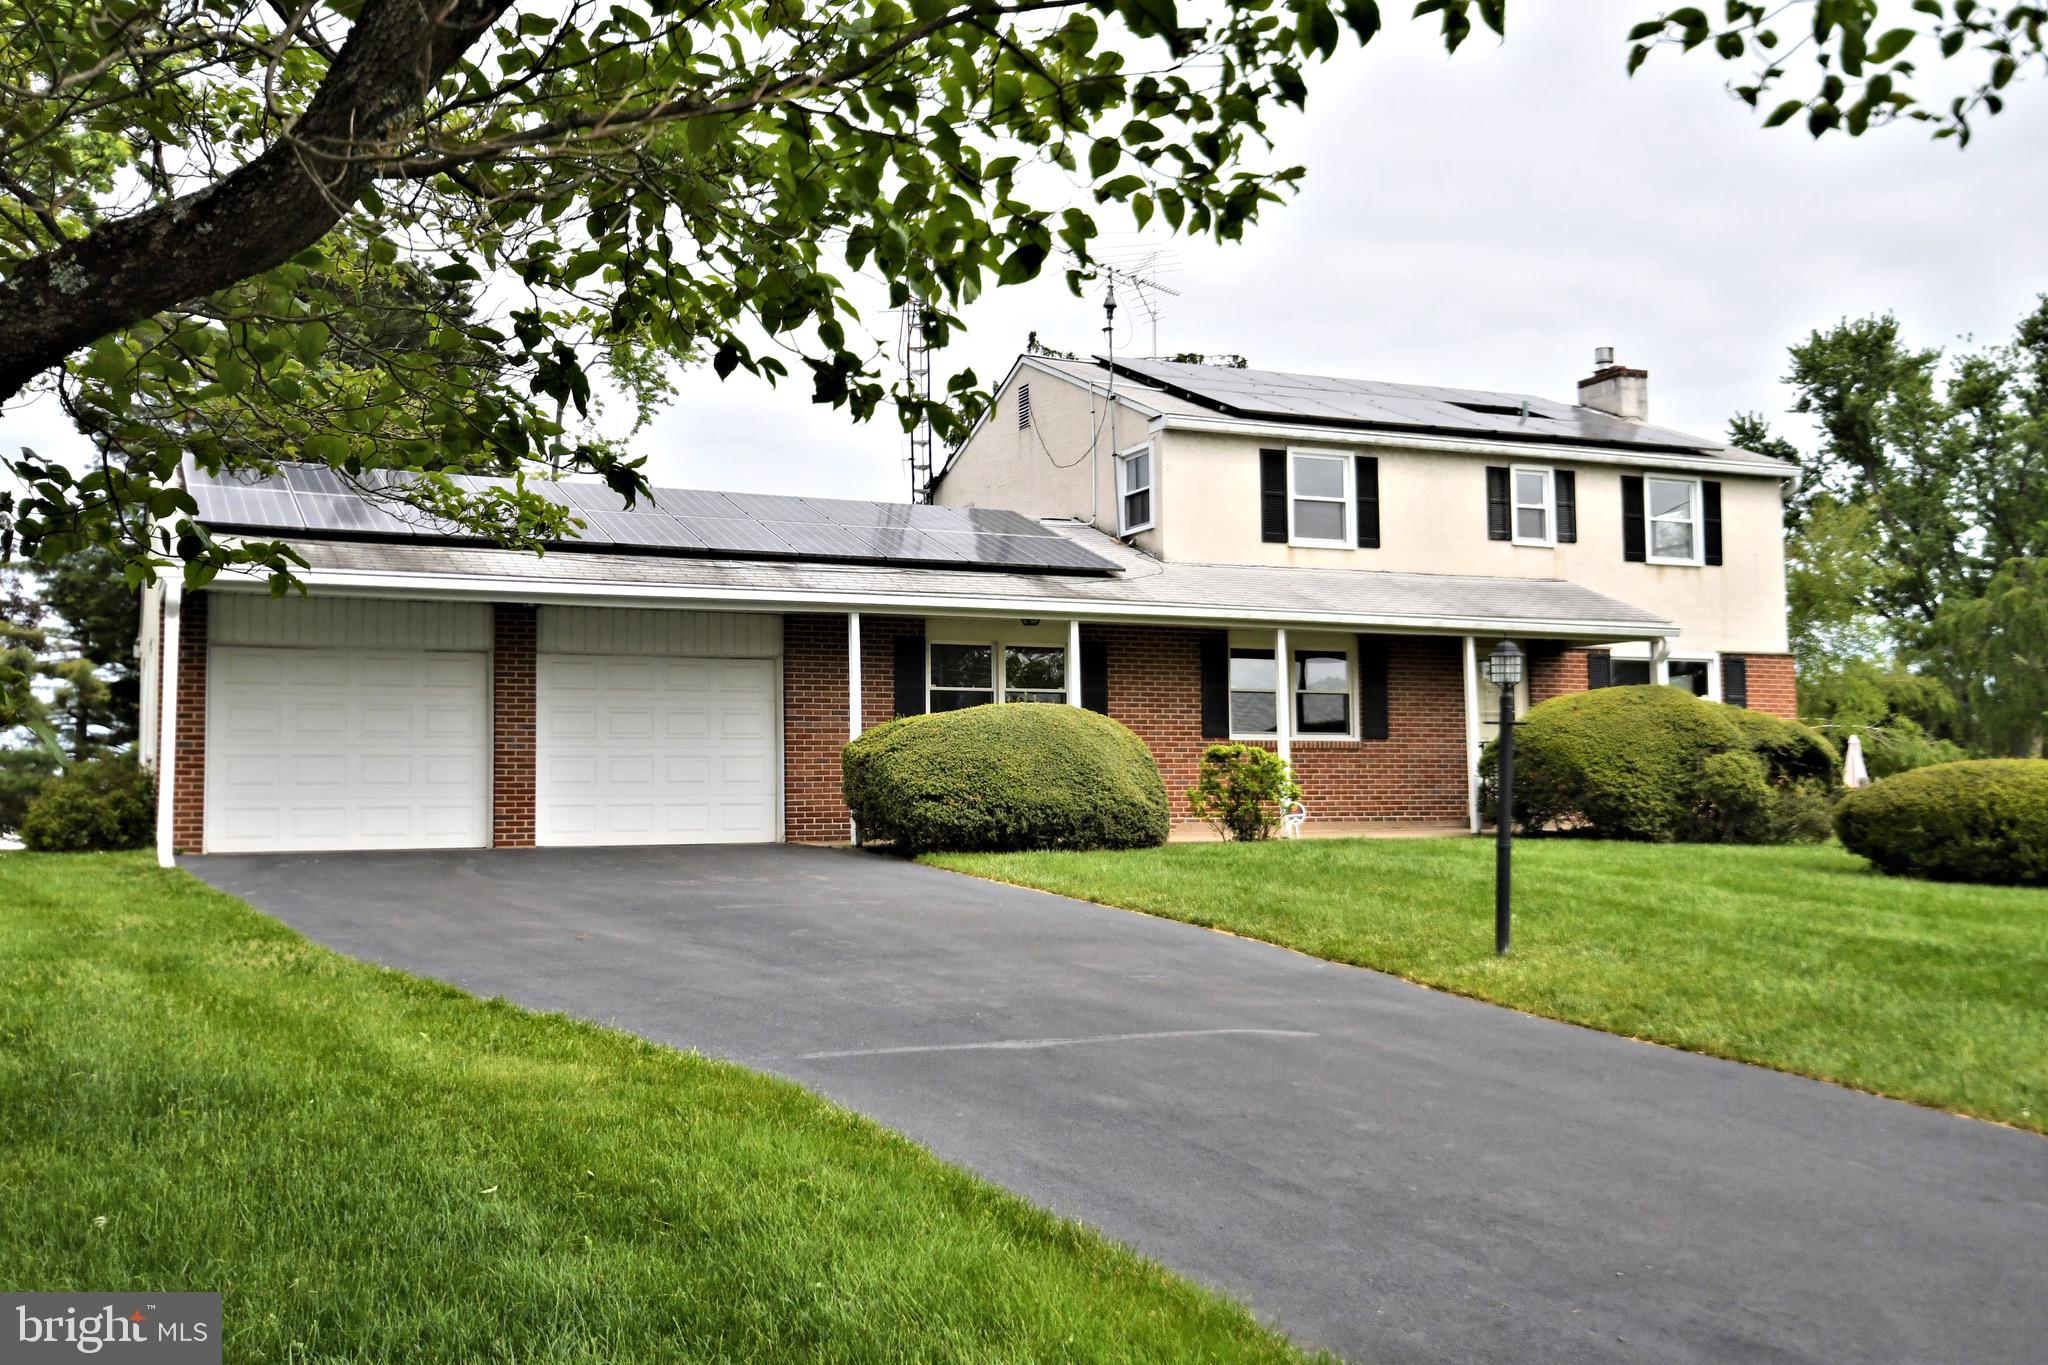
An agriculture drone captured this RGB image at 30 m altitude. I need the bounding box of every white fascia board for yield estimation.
[1158,413,1798,480]
[207,566,1676,643]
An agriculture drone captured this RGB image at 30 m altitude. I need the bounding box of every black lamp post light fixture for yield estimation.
[1479,639,1525,957]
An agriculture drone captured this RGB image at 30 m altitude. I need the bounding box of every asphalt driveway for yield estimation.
[188,844,2046,1364]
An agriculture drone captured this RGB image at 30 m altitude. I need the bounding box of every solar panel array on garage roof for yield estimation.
[1099,357,1726,455]
[184,463,1118,574]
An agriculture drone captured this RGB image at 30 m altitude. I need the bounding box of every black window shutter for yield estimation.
[1621,475,1647,562]
[1199,632,1230,739]
[1586,649,1612,690]
[1555,469,1578,543]
[1355,455,1380,549]
[1081,638,1110,715]
[1703,480,1724,565]
[1485,466,1511,541]
[1356,636,1390,740]
[1259,449,1288,543]
[1722,655,1748,708]
[892,632,926,717]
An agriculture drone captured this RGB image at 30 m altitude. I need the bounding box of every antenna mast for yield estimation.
[899,300,935,502]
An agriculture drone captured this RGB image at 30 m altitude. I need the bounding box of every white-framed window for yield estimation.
[1511,465,1555,546]
[1229,641,1357,739]
[1646,476,1702,565]
[928,640,1067,712]
[1288,449,1352,548]
[1116,445,1154,534]
[1609,652,1720,699]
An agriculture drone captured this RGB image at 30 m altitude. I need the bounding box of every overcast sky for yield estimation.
[7,1,2045,503]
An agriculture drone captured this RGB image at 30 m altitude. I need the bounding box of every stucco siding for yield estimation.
[1155,430,1790,655]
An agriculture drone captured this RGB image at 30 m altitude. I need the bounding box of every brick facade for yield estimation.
[492,604,537,848]
[169,591,208,855]
[784,617,1472,838]
[1095,627,1469,824]
[782,613,854,841]
[1527,645,1592,704]
[1737,652,1798,720]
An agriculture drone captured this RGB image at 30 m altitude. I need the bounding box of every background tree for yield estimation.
[1738,296,2048,759]
[0,0,2039,615]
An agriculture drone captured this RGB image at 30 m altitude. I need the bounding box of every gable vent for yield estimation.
[1016,382,1033,429]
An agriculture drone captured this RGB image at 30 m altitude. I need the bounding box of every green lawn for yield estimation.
[0,853,1311,1364]
[925,839,2048,1133]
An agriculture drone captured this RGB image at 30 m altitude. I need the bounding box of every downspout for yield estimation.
[154,576,183,868]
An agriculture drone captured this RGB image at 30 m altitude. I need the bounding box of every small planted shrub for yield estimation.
[1480,685,1840,844]
[843,703,1168,854]
[1186,743,1301,842]
[1834,759,2048,885]
[19,757,156,852]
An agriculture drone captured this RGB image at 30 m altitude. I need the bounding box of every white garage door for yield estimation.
[536,654,777,846]
[206,646,490,852]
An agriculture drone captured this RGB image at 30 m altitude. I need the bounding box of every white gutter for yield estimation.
[205,565,1677,643]
[1157,412,1798,481]
[154,576,182,868]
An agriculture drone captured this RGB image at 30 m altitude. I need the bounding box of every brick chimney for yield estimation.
[1577,346,1648,423]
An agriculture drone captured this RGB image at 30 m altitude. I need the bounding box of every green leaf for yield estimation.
[1869,28,1916,64]
[1089,137,1121,178]
[1763,99,1805,127]
[295,322,332,364]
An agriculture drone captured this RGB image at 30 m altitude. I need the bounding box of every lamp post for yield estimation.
[1479,639,1525,956]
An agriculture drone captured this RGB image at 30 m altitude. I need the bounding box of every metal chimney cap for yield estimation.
[1593,346,1615,368]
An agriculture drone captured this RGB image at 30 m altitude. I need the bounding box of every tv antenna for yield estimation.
[898,299,935,502]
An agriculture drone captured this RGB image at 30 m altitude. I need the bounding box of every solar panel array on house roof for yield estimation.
[185,464,1118,574]
[1098,357,1725,455]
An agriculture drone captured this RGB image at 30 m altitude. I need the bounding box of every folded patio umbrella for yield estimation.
[1843,734,1870,789]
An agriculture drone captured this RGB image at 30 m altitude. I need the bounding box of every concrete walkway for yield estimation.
[188,844,2047,1364]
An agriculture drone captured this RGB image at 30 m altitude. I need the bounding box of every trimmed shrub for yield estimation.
[1481,685,1840,843]
[1186,743,1301,842]
[0,747,61,836]
[19,757,156,852]
[1835,759,2048,885]
[843,703,1168,853]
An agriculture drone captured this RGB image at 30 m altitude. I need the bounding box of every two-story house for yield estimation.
[138,351,1794,860]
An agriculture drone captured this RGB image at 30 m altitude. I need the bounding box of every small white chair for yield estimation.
[1280,799,1308,839]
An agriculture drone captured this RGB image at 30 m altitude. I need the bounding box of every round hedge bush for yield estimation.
[1834,759,2048,885]
[19,756,156,852]
[1486,685,1839,843]
[843,703,1169,853]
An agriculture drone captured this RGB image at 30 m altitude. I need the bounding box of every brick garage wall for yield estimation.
[1093,626,1469,824]
[169,591,208,854]
[1737,653,1798,720]
[783,613,922,841]
[492,604,537,848]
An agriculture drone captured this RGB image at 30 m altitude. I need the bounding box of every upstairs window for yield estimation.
[1512,466,1555,546]
[1646,476,1701,565]
[1117,446,1154,534]
[1288,451,1351,548]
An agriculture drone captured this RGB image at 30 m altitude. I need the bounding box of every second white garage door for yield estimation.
[536,654,778,846]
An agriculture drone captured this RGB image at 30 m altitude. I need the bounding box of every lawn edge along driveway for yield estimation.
[0,852,1315,1364]
[924,839,2048,1133]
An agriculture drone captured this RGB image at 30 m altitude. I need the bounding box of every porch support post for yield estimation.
[1650,634,1671,685]
[1066,619,1082,706]
[1274,626,1292,764]
[847,610,862,843]
[154,576,183,868]
[1463,634,1483,834]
